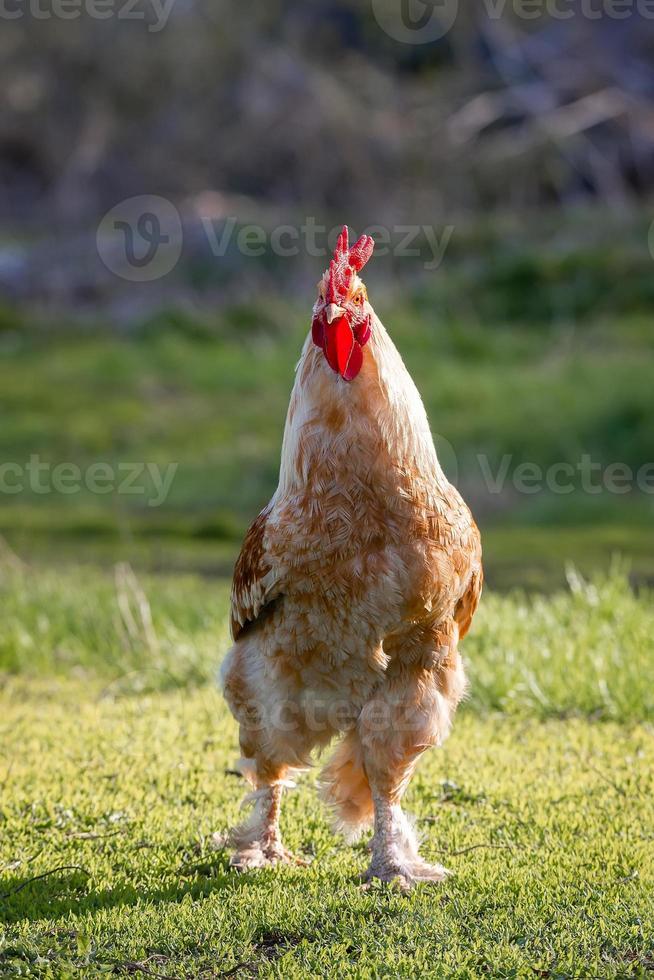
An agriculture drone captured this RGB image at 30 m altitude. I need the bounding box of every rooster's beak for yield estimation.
[325,303,346,324]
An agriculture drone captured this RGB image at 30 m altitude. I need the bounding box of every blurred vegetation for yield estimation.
[2,6,654,228]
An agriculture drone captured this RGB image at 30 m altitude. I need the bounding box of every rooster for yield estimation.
[221,227,482,888]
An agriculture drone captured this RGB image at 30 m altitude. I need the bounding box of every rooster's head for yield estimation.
[311,226,375,382]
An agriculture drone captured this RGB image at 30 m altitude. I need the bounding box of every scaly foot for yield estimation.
[362,856,450,891]
[230,838,308,871]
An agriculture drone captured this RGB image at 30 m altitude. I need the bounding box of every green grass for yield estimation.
[1,563,654,977]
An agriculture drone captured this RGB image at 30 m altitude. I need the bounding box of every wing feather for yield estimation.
[230,506,280,640]
[440,490,483,639]
[455,564,482,639]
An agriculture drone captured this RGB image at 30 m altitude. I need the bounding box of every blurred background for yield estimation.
[1,0,653,589]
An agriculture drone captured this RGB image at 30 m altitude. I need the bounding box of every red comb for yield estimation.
[326,226,375,303]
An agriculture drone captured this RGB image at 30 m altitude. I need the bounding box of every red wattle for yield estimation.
[342,339,363,381]
[312,315,325,349]
[323,316,365,380]
[324,327,338,373]
[324,317,350,374]
[355,314,371,347]
[334,317,355,376]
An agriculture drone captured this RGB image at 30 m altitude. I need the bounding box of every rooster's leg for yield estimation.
[222,640,310,871]
[363,790,448,889]
[360,640,465,889]
[230,778,308,871]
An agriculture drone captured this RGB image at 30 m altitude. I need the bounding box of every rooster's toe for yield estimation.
[362,858,450,891]
[230,841,309,871]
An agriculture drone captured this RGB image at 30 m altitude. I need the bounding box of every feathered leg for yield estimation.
[221,640,310,870]
[365,791,446,889]
[230,776,307,870]
[360,627,466,889]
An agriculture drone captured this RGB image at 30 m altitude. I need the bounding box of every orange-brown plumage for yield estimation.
[221,227,482,886]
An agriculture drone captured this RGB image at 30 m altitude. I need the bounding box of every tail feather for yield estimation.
[319,730,373,839]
